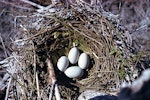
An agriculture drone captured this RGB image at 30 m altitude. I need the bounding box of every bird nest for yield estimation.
[0,2,138,100]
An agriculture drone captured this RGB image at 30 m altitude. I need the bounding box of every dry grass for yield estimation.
[0,1,146,100]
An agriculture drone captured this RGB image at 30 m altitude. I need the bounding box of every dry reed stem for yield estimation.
[0,33,8,58]
[20,0,44,9]
[36,72,40,99]
[32,41,36,87]
[46,58,61,100]
[5,77,12,100]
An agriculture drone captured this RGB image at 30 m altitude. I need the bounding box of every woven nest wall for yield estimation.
[1,3,137,100]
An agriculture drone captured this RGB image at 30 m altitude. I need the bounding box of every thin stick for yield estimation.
[5,77,12,100]
[46,58,61,100]
[0,33,8,58]
[0,9,4,16]
[36,72,40,99]
[46,59,57,84]
[20,0,44,9]
[32,41,36,86]
[49,81,56,100]
[54,84,61,100]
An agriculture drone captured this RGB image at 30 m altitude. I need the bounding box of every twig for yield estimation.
[5,77,12,100]
[0,9,4,16]
[20,0,44,9]
[46,58,61,100]
[49,81,56,100]
[54,84,61,100]
[32,41,36,86]
[36,72,40,99]
[0,33,8,58]
[0,1,32,11]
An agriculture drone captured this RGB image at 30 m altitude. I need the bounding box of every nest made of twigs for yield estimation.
[1,2,138,100]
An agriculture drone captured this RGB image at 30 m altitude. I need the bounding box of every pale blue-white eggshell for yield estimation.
[68,47,80,64]
[57,56,69,72]
[64,66,84,78]
[78,53,89,69]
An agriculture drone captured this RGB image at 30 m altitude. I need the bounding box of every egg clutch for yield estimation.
[57,47,90,78]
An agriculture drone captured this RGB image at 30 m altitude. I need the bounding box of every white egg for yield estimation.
[64,66,84,78]
[68,47,80,64]
[57,56,69,72]
[78,53,89,69]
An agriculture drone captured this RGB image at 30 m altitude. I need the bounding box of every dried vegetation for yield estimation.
[0,0,149,99]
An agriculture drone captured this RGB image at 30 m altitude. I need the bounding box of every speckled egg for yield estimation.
[78,53,89,69]
[64,66,84,78]
[68,47,80,64]
[57,56,69,72]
